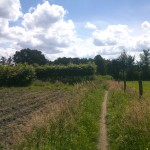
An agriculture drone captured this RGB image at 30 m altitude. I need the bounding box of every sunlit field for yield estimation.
[107,81,150,150]
[127,81,150,92]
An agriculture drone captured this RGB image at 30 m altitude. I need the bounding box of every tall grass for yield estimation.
[107,81,150,150]
[13,79,106,150]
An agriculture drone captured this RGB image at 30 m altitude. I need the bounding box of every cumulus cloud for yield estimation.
[0,1,77,55]
[0,19,9,36]
[0,0,22,21]
[141,21,150,31]
[135,35,150,50]
[85,22,97,30]
[0,0,150,60]
[91,23,150,58]
[22,1,66,29]
[18,1,76,54]
[93,24,131,46]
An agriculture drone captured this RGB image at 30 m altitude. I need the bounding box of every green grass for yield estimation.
[127,81,150,92]
[107,82,150,150]
[14,79,106,150]
[30,80,75,92]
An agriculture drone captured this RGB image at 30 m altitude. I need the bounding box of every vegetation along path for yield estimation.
[99,90,108,150]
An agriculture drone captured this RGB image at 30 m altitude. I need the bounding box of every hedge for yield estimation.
[0,64,35,86]
[0,63,96,86]
[35,63,96,82]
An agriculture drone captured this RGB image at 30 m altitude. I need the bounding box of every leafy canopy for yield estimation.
[13,48,48,65]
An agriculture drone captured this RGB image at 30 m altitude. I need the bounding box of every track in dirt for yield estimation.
[0,88,69,145]
[99,90,108,150]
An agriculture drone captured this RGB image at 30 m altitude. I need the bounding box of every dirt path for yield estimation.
[99,90,108,150]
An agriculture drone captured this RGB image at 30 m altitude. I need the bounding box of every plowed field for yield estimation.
[0,88,69,146]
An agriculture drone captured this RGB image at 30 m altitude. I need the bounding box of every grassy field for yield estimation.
[127,81,150,92]
[0,78,107,149]
[1,77,149,150]
[107,81,150,150]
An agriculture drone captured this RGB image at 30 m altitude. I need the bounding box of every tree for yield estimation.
[126,54,135,80]
[140,49,150,66]
[13,48,48,65]
[0,56,7,65]
[94,55,106,75]
[118,50,135,80]
[109,59,121,79]
[7,56,13,65]
[140,49,150,80]
[118,50,128,70]
[54,57,72,65]
[117,50,135,91]
[53,57,92,65]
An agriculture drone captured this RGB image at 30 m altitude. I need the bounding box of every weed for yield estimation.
[107,81,150,150]
[14,80,105,150]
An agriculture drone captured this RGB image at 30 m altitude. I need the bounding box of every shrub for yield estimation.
[35,63,96,83]
[0,64,35,86]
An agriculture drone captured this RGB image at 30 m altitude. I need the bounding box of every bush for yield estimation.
[0,63,96,86]
[0,64,35,86]
[35,63,96,83]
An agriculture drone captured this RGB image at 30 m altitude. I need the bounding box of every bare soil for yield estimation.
[99,90,108,150]
[0,88,71,147]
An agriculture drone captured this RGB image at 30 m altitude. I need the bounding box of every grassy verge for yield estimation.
[13,79,106,150]
[107,81,150,150]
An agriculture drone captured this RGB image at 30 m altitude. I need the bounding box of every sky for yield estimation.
[0,0,150,60]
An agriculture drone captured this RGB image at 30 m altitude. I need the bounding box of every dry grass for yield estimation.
[108,80,121,90]
[5,82,89,149]
[107,80,150,149]
[6,101,66,148]
[11,80,105,150]
[123,98,150,133]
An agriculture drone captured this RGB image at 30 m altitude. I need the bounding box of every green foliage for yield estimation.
[13,48,48,65]
[108,50,149,81]
[0,64,35,86]
[140,49,150,80]
[0,63,96,86]
[35,63,96,83]
[94,55,107,75]
[53,57,92,65]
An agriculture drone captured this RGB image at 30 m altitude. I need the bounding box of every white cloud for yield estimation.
[0,1,78,56]
[0,47,17,58]
[0,0,22,21]
[90,23,150,58]
[135,35,150,50]
[93,24,131,46]
[19,1,77,54]
[22,1,66,29]
[0,19,9,36]
[0,1,150,61]
[85,22,97,30]
[141,21,150,31]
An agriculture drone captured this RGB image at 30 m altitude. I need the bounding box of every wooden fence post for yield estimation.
[139,80,143,99]
[123,71,126,92]
[124,80,126,92]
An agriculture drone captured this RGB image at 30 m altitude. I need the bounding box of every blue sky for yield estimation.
[21,0,150,23]
[0,0,150,60]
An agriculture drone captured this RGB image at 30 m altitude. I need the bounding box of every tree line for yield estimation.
[0,48,150,81]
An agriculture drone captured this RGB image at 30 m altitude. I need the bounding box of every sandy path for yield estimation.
[98,90,108,150]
